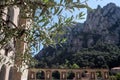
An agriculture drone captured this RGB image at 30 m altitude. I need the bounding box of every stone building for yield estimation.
[0,5,30,80]
[111,67,120,74]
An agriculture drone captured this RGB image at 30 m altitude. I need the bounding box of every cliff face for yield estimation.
[63,3,120,52]
[83,3,120,45]
[35,3,120,68]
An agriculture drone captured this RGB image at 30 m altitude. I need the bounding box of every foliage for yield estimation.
[35,42,120,69]
[116,73,120,80]
[34,19,120,68]
[34,1,120,69]
[0,0,89,67]
[110,76,117,80]
[70,63,80,69]
[0,0,88,49]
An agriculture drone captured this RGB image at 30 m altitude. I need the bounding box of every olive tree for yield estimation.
[0,0,89,66]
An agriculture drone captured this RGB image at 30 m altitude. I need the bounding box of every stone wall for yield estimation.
[28,68,109,80]
[0,6,29,80]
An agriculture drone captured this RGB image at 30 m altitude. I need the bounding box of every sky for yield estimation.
[87,0,120,8]
[33,0,120,55]
[77,0,120,22]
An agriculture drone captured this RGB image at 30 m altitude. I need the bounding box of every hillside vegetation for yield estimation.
[35,3,120,69]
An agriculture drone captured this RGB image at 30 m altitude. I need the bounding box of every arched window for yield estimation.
[5,48,8,56]
[36,70,45,79]
[96,71,103,80]
[81,70,90,79]
[0,65,6,80]
[67,71,75,79]
[52,71,60,79]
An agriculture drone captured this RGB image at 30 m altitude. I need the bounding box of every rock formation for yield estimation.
[35,3,120,68]
[60,3,120,52]
[83,3,120,45]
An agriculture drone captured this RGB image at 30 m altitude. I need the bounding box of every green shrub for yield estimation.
[109,75,117,80]
[116,73,120,80]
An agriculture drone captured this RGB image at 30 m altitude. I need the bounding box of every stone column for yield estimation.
[102,71,109,80]
[89,71,96,80]
[75,71,81,80]
[5,66,10,80]
[60,71,67,80]
[45,70,52,80]
[28,71,36,80]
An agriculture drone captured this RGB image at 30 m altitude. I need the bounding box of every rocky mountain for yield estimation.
[35,3,120,68]
[60,3,120,52]
[83,3,120,45]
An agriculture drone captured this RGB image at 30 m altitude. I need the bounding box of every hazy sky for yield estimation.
[74,0,120,22]
[34,0,120,54]
[87,0,120,8]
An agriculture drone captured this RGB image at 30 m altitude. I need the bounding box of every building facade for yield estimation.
[0,5,30,80]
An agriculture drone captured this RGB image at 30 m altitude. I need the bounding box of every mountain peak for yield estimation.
[35,3,120,68]
[104,3,116,8]
[84,2,120,33]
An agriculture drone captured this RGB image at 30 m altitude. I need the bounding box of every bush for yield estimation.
[109,75,117,80]
[116,73,120,80]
